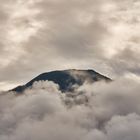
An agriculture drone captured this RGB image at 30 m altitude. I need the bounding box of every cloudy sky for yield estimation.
[1,1,140,140]
[0,0,140,90]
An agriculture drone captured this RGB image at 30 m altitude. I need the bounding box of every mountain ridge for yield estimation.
[11,69,111,93]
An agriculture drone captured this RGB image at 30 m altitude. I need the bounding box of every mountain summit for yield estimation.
[11,69,111,93]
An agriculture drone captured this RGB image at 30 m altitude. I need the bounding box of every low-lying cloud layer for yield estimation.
[0,77,140,140]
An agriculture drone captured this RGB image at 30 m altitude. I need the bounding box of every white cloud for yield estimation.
[0,78,140,140]
[0,0,140,89]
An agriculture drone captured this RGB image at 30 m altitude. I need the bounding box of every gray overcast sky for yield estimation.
[0,0,140,90]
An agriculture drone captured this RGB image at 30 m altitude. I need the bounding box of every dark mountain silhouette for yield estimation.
[11,69,111,93]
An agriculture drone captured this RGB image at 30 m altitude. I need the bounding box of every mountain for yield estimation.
[11,69,111,93]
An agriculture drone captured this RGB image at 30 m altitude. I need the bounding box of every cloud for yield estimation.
[0,77,140,140]
[0,1,140,139]
[0,0,140,90]
[0,1,117,87]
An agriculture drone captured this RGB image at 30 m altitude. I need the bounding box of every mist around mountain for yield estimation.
[1,74,140,140]
[11,69,111,93]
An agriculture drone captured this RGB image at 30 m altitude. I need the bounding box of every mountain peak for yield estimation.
[11,69,111,93]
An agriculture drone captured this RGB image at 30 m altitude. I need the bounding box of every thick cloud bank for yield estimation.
[0,77,140,140]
